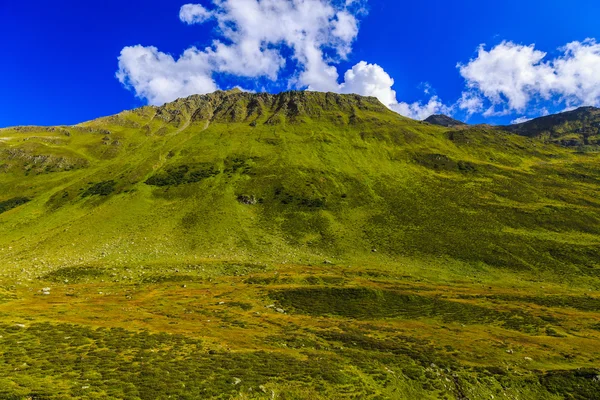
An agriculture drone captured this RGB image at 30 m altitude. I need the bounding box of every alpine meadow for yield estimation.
[0,89,600,399]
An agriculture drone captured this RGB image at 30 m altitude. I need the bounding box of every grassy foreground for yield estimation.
[0,90,599,399]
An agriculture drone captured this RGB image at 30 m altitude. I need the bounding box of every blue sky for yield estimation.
[1,0,600,127]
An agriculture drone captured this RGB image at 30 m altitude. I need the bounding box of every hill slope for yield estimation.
[503,106,600,147]
[1,90,600,399]
[1,90,599,276]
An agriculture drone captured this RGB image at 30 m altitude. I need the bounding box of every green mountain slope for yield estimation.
[2,90,600,277]
[1,90,600,399]
[503,106,600,148]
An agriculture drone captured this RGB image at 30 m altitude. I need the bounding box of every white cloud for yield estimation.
[511,116,533,124]
[337,61,449,120]
[552,39,600,107]
[458,39,600,115]
[458,42,552,112]
[392,97,450,120]
[179,3,213,24]
[339,61,397,105]
[116,45,217,106]
[118,0,364,105]
[332,11,359,56]
[457,91,484,115]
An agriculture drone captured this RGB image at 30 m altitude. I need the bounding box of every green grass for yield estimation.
[1,90,600,398]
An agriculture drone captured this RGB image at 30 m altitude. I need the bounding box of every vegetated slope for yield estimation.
[1,90,600,399]
[424,114,466,127]
[503,106,600,148]
[1,90,600,280]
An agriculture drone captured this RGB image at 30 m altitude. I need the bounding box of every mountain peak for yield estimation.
[424,114,466,127]
[223,87,243,95]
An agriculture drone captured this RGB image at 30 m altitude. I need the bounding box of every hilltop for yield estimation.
[424,114,466,127]
[1,91,600,399]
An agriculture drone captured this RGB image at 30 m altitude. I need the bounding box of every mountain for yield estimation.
[503,106,600,147]
[1,90,600,399]
[424,114,466,127]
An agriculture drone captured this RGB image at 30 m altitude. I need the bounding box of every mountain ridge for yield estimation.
[102,90,393,128]
[502,106,600,147]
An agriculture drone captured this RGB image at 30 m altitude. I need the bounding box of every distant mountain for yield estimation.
[424,114,466,127]
[502,106,600,147]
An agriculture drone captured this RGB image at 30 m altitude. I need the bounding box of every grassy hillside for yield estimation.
[503,106,600,149]
[0,90,599,399]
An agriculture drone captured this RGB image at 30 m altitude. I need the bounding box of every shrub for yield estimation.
[82,181,116,197]
[0,197,30,214]
[146,164,218,186]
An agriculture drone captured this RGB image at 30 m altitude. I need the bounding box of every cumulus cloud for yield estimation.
[336,61,449,119]
[458,39,600,115]
[179,3,213,24]
[116,45,216,106]
[553,39,600,106]
[118,0,364,105]
[339,61,397,105]
[392,97,450,120]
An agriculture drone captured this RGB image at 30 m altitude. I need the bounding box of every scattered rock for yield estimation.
[524,357,533,362]
[237,195,257,205]
[275,308,286,314]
